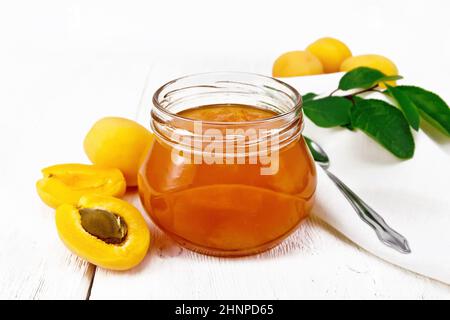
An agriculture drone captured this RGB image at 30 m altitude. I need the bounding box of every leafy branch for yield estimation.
[303,67,450,159]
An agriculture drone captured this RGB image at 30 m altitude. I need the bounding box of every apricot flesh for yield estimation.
[56,194,150,271]
[306,37,352,73]
[36,164,126,208]
[272,50,324,77]
[84,117,154,186]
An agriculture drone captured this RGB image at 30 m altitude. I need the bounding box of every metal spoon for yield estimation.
[304,136,411,254]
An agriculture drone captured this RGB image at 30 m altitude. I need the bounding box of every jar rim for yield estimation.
[152,71,303,126]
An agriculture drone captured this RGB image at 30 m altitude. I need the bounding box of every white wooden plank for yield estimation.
[0,52,151,299]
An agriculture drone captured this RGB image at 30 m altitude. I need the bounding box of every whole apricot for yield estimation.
[306,37,352,73]
[340,54,399,86]
[84,117,154,186]
[272,51,324,77]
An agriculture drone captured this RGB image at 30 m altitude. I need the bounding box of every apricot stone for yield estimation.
[84,117,154,186]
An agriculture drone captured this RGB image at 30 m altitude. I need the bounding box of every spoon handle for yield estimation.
[322,168,411,254]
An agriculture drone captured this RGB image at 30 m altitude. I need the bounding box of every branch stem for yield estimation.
[344,85,378,98]
[329,88,339,96]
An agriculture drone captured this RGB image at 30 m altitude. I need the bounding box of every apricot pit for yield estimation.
[79,208,128,245]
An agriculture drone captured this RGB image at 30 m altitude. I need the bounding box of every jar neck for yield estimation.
[150,72,303,153]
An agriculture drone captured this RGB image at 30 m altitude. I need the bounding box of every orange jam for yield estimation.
[138,104,316,256]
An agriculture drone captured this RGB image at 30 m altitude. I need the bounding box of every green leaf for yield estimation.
[351,95,365,105]
[303,96,352,128]
[302,92,318,103]
[395,86,450,136]
[386,84,420,131]
[351,99,415,159]
[339,67,403,90]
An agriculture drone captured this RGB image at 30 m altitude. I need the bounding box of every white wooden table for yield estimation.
[1,0,449,299]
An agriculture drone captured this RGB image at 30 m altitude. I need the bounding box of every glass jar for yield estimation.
[138,72,316,256]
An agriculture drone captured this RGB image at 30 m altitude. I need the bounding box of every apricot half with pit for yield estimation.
[56,194,150,270]
[36,164,126,208]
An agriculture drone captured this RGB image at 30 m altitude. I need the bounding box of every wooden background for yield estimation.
[1,0,449,299]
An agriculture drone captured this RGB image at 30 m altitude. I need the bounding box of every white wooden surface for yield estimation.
[1,0,450,299]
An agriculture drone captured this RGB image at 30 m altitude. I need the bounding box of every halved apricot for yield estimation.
[36,164,126,208]
[56,194,150,270]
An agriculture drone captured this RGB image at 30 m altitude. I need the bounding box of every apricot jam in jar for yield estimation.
[138,72,316,256]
